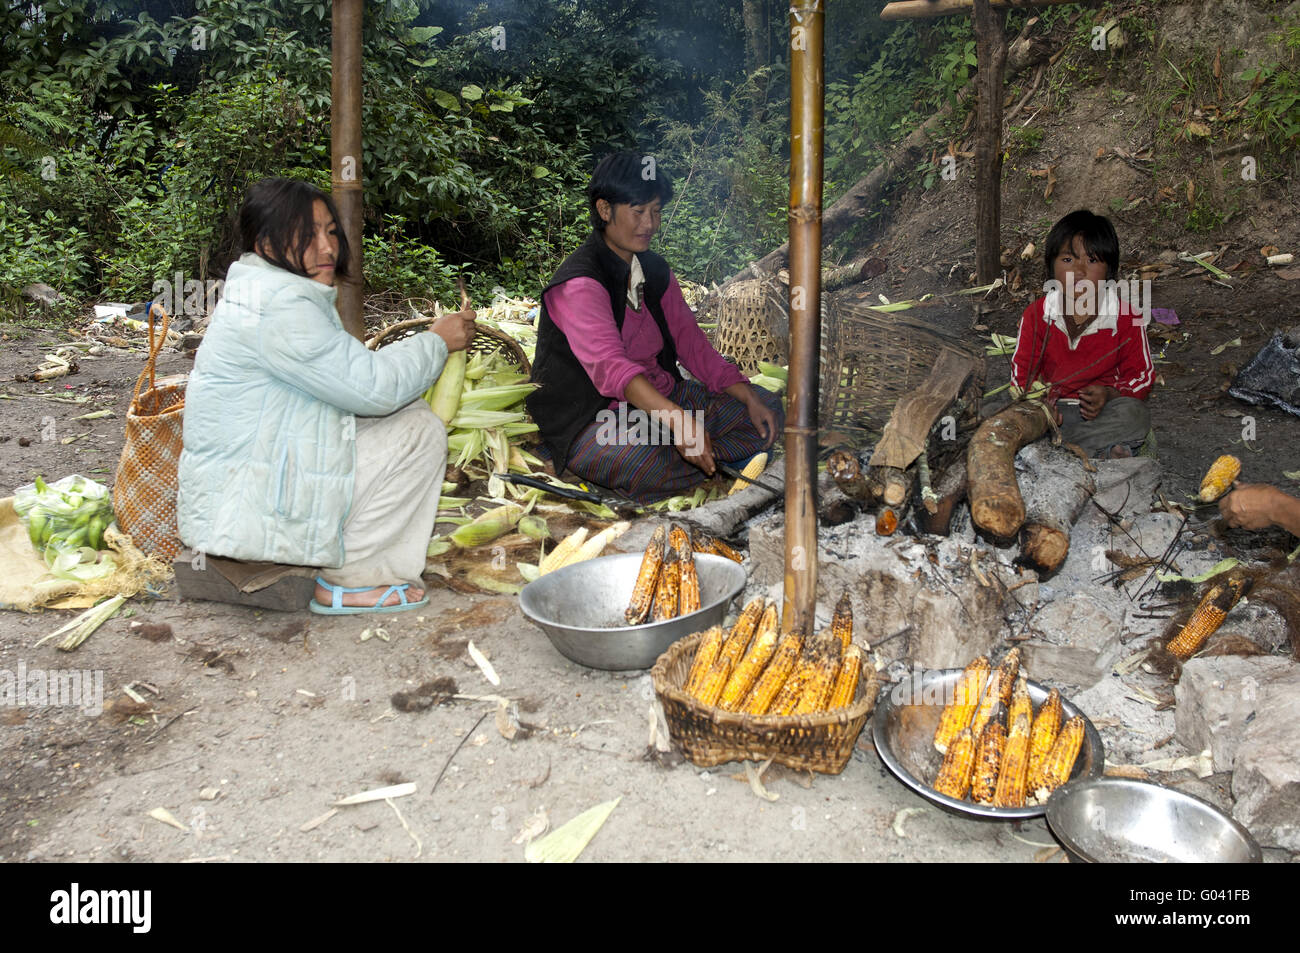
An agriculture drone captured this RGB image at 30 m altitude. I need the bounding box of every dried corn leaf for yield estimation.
[148,807,188,831]
[524,797,620,863]
[334,782,417,805]
[467,640,501,686]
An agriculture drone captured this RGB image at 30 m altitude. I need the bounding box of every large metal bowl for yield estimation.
[872,666,1104,820]
[518,553,747,671]
[1046,777,1262,863]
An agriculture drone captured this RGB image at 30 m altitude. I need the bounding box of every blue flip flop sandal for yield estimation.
[309,577,430,615]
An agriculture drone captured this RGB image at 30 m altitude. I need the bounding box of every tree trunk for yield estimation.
[919,458,968,535]
[972,0,1008,285]
[881,0,1077,20]
[967,401,1049,538]
[1018,443,1095,575]
[742,0,768,118]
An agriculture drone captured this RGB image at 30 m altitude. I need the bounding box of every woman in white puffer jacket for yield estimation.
[178,178,475,614]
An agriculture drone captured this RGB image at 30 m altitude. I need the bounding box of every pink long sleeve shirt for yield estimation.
[543,272,747,406]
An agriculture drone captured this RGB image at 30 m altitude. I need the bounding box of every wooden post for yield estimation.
[782,0,824,638]
[331,0,365,341]
[881,0,1075,19]
[972,0,1008,286]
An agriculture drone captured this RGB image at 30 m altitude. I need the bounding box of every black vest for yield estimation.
[527,231,682,468]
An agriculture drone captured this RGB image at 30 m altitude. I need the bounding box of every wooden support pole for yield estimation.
[972,0,1008,286]
[882,0,1074,20]
[782,0,824,639]
[331,0,365,341]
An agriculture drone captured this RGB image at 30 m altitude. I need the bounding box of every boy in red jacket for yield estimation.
[1010,209,1154,458]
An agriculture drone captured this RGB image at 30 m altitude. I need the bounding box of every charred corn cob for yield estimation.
[933,656,990,754]
[933,728,977,800]
[1198,454,1242,503]
[970,722,1007,804]
[692,656,733,707]
[624,525,666,624]
[970,647,1020,740]
[651,548,681,621]
[1165,576,1253,660]
[770,652,819,717]
[672,527,701,615]
[831,591,853,653]
[1027,688,1063,790]
[719,603,781,710]
[1008,676,1032,730]
[992,707,1032,808]
[691,528,744,563]
[741,630,803,715]
[668,524,690,553]
[792,637,844,715]
[718,597,767,672]
[1033,715,1085,800]
[828,644,863,710]
[685,626,725,696]
[728,452,768,495]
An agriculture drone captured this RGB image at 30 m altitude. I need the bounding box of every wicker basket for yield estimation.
[367,317,531,374]
[711,277,788,375]
[651,631,880,774]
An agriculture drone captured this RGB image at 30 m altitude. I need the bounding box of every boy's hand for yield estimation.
[1077,384,1114,420]
[1218,483,1282,531]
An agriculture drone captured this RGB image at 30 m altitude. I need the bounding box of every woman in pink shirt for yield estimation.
[526,151,782,501]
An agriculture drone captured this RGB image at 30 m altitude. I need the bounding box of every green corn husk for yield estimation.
[518,515,549,540]
[758,361,788,382]
[428,350,468,424]
[449,503,525,549]
[438,496,470,510]
[34,594,127,651]
[459,383,537,411]
[524,797,620,864]
[517,563,540,583]
[427,536,453,557]
[450,408,529,429]
[749,374,785,393]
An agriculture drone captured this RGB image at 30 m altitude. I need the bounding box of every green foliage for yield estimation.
[1240,17,1300,149]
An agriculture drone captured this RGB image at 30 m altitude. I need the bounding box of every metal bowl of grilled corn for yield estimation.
[519,553,747,671]
[1045,777,1262,862]
[872,666,1104,820]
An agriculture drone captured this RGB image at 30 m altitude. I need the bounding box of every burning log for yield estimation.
[1017,443,1094,575]
[919,458,967,536]
[967,401,1051,538]
[827,448,880,504]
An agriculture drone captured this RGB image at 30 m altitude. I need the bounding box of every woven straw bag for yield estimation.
[112,304,186,560]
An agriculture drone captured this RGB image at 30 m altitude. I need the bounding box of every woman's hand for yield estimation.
[430,307,477,352]
[725,382,779,447]
[672,409,717,476]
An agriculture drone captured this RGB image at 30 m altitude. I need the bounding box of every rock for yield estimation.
[1230,663,1300,850]
[1071,675,1177,764]
[1092,457,1161,516]
[1020,641,1110,692]
[22,282,63,307]
[1021,594,1124,690]
[1108,510,1184,562]
[1174,655,1293,772]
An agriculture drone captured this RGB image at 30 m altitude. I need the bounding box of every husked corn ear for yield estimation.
[685,626,725,696]
[970,722,1007,804]
[1166,576,1252,661]
[831,591,853,653]
[692,528,744,563]
[539,526,588,574]
[675,528,701,615]
[719,605,781,710]
[1008,676,1032,729]
[692,656,733,707]
[718,597,767,672]
[741,631,802,715]
[1034,715,1085,800]
[668,524,690,554]
[1198,454,1242,503]
[652,548,681,621]
[992,708,1032,808]
[995,648,1021,706]
[829,645,863,710]
[934,656,990,754]
[1028,688,1063,790]
[770,653,818,717]
[933,728,977,800]
[970,647,1021,739]
[728,452,768,495]
[567,520,630,565]
[624,525,665,624]
[792,640,843,715]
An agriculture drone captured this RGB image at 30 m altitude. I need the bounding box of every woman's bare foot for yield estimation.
[1109,444,1133,459]
[314,582,425,608]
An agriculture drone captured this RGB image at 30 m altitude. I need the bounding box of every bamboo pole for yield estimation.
[782,0,824,639]
[881,0,1074,19]
[331,0,365,341]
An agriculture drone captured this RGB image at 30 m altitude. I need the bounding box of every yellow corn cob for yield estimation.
[668,524,690,554]
[651,548,681,621]
[740,630,803,715]
[675,529,701,615]
[969,647,1021,740]
[970,722,1007,804]
[933,728,977,800]
[770,652,818,717]
[624,525,665,624]
[1033,715,1085,801]
[1027,688,1063,790]
[692,528,744,563]
[684,626,725,696]
[692,656,733,708]
[719,603,781,710]
[828,644,863,710]
[792,639,843,715]
[566,520,630,567]
[992,708,1032,808]
[1008,676,1032,730]
[539,526,588,575]
[1165,576,1252,660]
[728,452,768,495]
[933,656,990,755]
[717,597,767,672]
[1198,454,1242,503]
[830,591,853,653]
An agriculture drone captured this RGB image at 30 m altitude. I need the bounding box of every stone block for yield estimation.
[1174,655,1293,773]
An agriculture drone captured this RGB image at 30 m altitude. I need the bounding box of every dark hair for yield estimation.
[238,178,350,280]
[1043,209,1119,282]
[587,151,674,231]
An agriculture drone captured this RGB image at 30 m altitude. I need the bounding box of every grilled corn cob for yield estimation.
[692,656,733,707]
[970,647,1020,740]
[1008,676,1032,730]
[652,548,681,621]
[1033,715,1085,800]
[741,630,803,715]
[933,728,977,800]
[1165,576,1253,660]
[624,525,666,624]
[668,524,690,555]
[934,656,990,754]
[992,707,1032,808]
[718,597,767,672]
[673,527,701,615]
[828,644,863,710]
[719,603,781,710]
[691,528,744,563]
[1198,454,1242,503]
[831,591,853,653]
[792,638,844,715]
[728,452,768,495]
[770,651,819,717]
[1027,688,1063,790]
[970,722,1007,804]
[685,626,725,696]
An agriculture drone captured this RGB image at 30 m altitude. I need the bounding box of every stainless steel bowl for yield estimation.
[518,552,747,671]
[1046,777,1262,863]
[872,666,1104,819]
